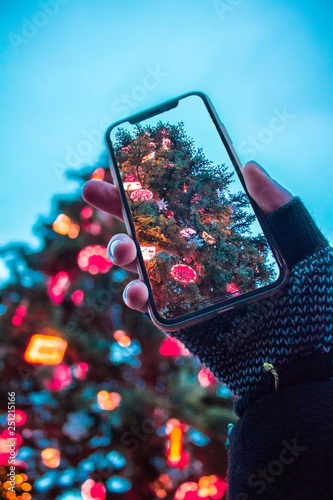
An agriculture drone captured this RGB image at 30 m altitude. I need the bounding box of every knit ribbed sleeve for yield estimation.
[170,197,333,401]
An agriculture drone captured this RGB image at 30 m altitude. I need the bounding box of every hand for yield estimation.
[82,161,293,313]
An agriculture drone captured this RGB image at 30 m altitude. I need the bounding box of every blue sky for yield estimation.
[1,0,333,256]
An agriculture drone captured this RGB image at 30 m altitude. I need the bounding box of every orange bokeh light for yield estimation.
[41,448,60,468]
[24,334,67,365]
[97,391,122,411]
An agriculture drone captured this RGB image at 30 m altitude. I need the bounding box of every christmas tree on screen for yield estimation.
[114,122,275,318]
[0,161,235,500]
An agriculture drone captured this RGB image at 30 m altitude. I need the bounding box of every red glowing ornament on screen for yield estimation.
[24,334,67,365]
[48,271,70,305]
[170,265,197,284]
[77,246,112,275]
[227,283,240,296]
[130,188,153,202]
[90,168,105,181]
[159,337,189,357]
[198,368,215,388]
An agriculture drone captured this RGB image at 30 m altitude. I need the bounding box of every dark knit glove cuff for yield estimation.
[170,197,332,401]
[266,196,329,269]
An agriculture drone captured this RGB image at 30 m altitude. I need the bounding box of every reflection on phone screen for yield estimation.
[110,95,279,320]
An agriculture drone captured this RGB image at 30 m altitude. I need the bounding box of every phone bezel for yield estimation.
[105,91,290,332]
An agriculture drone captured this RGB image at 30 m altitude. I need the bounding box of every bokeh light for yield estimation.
[77,246,112,274]
[24,334,67,365]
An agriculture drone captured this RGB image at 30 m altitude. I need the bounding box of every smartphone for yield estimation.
[105,92,289,332]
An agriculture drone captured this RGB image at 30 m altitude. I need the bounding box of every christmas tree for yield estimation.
[113,122,275,318]
[0,159,235,500]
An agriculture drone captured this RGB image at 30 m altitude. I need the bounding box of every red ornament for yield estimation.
[130,189,153,202]
[77,245,113,274]
[227,283,240,296]
[170,264,197,284]
[125,174,137,182]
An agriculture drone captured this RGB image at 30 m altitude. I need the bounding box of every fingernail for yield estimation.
[253,162,271,178]
[107,239,120,261]
[123,282,136,303]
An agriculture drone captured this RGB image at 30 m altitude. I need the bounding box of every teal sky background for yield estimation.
[1,0,332,261]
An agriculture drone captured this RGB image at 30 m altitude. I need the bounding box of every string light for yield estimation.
[24,334,67,365]
[114,330,131,347]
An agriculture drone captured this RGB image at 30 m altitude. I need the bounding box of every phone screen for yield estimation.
[109,94,281,321]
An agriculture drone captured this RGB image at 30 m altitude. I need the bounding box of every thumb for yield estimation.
[242,161,293,216]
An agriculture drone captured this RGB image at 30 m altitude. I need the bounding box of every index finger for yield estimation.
[82,180,124,221]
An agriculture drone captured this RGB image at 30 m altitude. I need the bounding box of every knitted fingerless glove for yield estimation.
[170,197,333,412]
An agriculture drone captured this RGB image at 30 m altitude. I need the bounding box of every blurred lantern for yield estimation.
[226,283,240,296]
[53,214,80,239]
[48,271,70,305]
[140,246,156,261]
[81,479,106,500]
[77,245,112,274]
[198,368,215,388]
[130,188,153,202]
[97,391,122,411]
[41,448,60,468]
[170,264,197,284]
[90,168,105,181]
[24,334,67,365]
[166,419,189,469]
[159,337,189,357]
